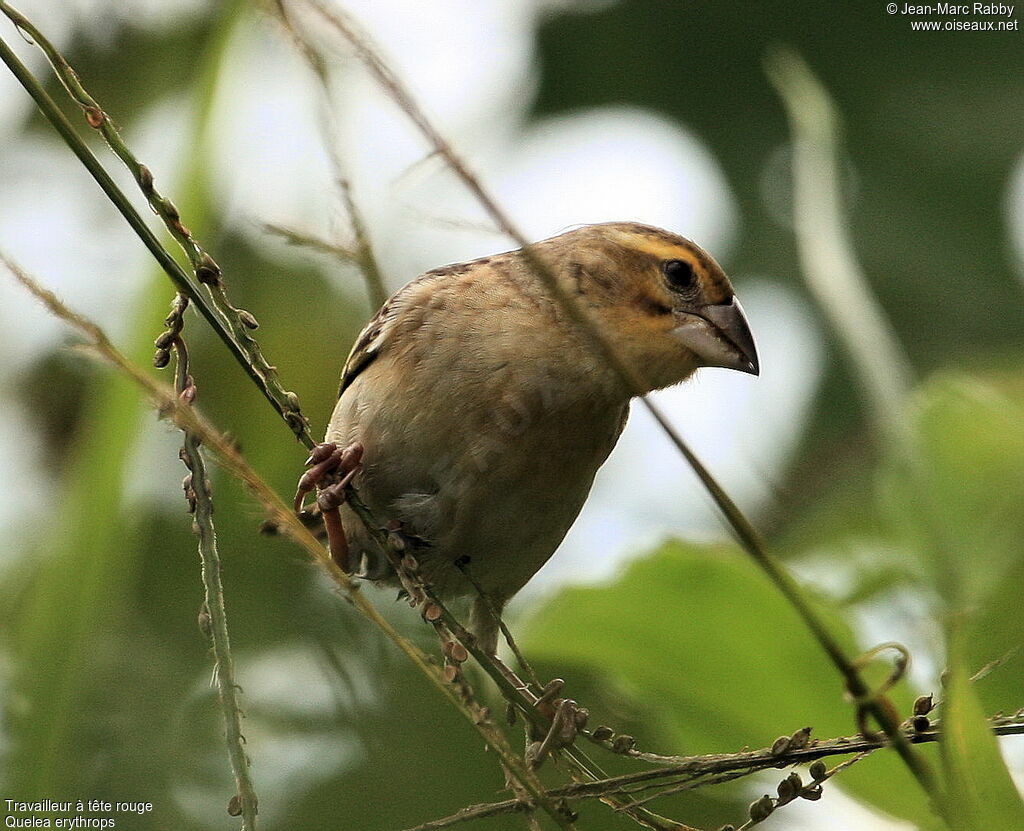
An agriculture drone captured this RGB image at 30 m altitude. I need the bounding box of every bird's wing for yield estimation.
[337,269,448,397]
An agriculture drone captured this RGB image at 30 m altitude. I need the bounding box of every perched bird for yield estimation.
[311,222,758,653]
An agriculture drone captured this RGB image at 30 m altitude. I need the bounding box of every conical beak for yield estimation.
[672,297,760,376]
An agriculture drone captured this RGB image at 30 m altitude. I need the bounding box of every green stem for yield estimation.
[176,337,260,830]
[0,5,313,448]
[764,44,915,458]
[274,0,389,310]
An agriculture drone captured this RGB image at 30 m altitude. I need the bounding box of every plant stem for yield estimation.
[764,44,915,458]
[175,334,260,830]
[3,257,577,831]
[404,717,1024,831]
[0,6,313,447]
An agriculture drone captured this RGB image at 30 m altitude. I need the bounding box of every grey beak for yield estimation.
[676,297,760,375]
[701,297,759,375]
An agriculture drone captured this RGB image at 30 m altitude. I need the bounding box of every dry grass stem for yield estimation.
[1,255,576,831]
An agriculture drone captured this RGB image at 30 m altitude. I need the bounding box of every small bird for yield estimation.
[311,222,758,653]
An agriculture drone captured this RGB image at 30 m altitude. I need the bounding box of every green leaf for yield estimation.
[910,374,1024,607]
[890,373,1024,713]
[940,624,1024,831]
[523,541,937,825]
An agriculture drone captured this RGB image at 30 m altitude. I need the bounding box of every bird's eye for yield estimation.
[663,259,696,291]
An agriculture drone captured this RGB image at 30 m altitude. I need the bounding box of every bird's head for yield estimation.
[540,222,759,393]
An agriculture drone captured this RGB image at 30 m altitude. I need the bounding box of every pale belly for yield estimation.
[327,363,628,602]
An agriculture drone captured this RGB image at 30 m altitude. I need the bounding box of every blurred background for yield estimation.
[1,1,1022,829]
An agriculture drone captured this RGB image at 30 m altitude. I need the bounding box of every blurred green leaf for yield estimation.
[875,373,1024,709]
[523,541,937,826]
[940,624,1024,831]
[909,374,1024,606]
[8,371,144,796]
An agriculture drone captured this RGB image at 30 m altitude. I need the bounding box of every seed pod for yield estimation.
[912,715,930,733]
[777,771,802,801]
[227,795,241,817]
[590,726,614,742]
[801,785,823,801]
[237,309,260,329]
[777,776,797,802]
[196,252,221,283]
[154,330,176,349]
[749,794,773,821]
[611,734,635,754]
[556,800,578,823]
[809,760,828,781]
[770,735,791,756]
[137,164,154,193]
[84,106,105,128]
[913,694,934,715]
[153,348,171,368]
[789,726,812,749]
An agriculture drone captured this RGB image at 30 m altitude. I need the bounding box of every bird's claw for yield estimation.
[294,441,364,513]
[295,441,364,572]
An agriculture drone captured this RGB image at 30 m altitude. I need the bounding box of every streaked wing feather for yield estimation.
[337,269,449,397]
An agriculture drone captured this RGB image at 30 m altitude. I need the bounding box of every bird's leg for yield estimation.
[459,563,587,759]
[385,531,589,764]
[294,441,364,571]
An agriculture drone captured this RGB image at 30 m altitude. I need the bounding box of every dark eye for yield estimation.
[663,259,696,290]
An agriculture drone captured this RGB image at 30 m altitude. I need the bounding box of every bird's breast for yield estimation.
[329,352,628,599]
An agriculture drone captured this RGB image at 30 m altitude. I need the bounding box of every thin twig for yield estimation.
[338,177,389,308]
[1,255,577,831]
[400,716,1024,831]
[273,0,389,309]
[171,322,259,830]
[0,3,312,446]
[734,752,870,830]
[456,560,542,690]
[262,222,361,263]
